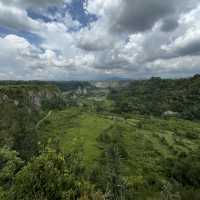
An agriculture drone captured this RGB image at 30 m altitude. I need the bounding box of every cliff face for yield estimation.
[0,85,62,150]
[0,85,60,110]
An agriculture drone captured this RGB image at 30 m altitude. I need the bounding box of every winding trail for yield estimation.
[36,110,52,129]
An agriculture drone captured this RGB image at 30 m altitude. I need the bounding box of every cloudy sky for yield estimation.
[0,0,200,80]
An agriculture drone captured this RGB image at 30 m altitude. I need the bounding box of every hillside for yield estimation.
[0,85,63,159]
[109,75,200,120]
[37,107,200,199]
[0,78,200,199]
[0,81,94,92]
[0,85,60,109]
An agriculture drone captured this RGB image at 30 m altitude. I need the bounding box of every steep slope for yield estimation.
[0,85,60,110]
[0,85,62,159]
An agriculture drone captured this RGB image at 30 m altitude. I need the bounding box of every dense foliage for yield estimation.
[0,81,93,92]
[109,75,200,120]
[0,101,40,160]
[0,76,200,199]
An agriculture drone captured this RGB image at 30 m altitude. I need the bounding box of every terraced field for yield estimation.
[38,108,200,184]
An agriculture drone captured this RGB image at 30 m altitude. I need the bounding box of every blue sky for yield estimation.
[0,0,199,80]
[17,0,93,44]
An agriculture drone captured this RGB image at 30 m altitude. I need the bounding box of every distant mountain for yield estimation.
[101,76,130,81]
[90,80,131,89]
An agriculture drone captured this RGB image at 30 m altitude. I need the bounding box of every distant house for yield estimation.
[163,111,179,117]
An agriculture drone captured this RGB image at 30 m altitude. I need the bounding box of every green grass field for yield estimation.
[38,108,200,183]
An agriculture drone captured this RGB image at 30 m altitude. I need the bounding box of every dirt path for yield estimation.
[36,110,52,129]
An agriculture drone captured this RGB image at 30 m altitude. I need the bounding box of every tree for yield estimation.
[10,148,71,200]
[9,146,97,200]
[0,147,23,198]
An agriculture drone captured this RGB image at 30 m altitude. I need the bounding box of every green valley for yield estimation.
[37,106,200,199]
[0,76,200,199]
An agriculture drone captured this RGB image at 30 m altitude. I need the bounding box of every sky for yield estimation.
[0,0,200,80]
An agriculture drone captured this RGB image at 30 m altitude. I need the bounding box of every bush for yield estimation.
[164,150,200,187]
[185,131,199,140]
[10,148,68,200]
[9,146,98,200]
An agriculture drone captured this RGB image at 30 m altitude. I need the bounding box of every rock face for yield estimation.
[0,85,60,110]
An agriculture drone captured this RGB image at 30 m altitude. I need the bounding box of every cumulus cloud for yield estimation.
[162,29,200,57]
[0,34,97,80]
[0,2,41,31]
[0,0,70,9]
[76,20,118,51]
[0,0,200,80]
[146,56,200,78]
[161,5,200,57]
[160,17,179,32]
[0,34,40,79]
[0,35,61,79]
[113,0,176,33]
[85,0,198,33]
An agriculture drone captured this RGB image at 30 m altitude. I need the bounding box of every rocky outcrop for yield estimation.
[0,85,60,110]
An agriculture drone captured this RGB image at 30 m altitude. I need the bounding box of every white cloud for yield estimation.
[0,34,97,80]
[0,35,65,79]
[85,0,198,33]
[0,2,41,31]
[0,0,70,9]
[161,5,200,57]
[0,0,200,80]
[76,20,118,51]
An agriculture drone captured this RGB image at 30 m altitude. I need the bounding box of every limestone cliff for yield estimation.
[0,85,60,110]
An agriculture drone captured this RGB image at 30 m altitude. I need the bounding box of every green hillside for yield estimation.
[1,79,200,199]
[37,107,200,199]
[109,75,200,120]
[0,85,63,159]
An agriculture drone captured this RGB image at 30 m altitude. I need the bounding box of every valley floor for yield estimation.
[37,108,200,199]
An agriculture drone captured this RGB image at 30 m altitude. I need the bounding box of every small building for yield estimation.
[163,111,179,117]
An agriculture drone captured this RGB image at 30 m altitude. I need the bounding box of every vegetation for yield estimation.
[35,108,200,199]
[0,80,93,92]
[0,76,200,199]
[109,75,200,120]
